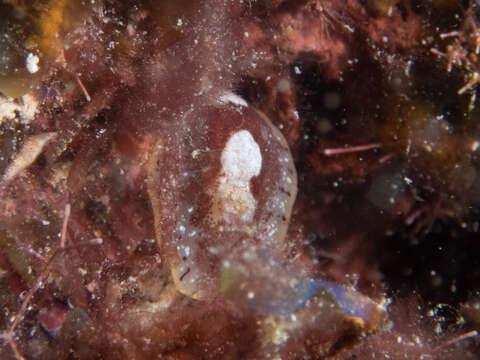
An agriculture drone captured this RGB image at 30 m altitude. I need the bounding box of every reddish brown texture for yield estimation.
[0,252,25,303]
[0,0,480,359]
[363,1,422,51]
[37,303,68,332]
[307,149,385,179]
[339,297,480,360]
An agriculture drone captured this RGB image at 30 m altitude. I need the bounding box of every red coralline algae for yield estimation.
[0,0,480,359]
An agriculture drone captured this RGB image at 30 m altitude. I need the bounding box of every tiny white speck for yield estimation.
[26,53,39,73]
[344,24,355,33]
[209,247,219,254]
[192,149,201,159]
[247,291,255,299]
[176,18,183,27]
[294,66,302,74]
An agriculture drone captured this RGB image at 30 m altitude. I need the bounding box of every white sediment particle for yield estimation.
[26,53,40,74]
[218,92,248,107]
[217,130,262,222]
[0,93,38,125]
[21,94,38,122]
[0,98,19,122]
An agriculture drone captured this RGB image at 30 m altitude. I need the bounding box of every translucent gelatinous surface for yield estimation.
[221,245,385,323]
[148,93,297,299]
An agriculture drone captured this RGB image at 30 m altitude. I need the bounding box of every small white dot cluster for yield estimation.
[221,130,262,181]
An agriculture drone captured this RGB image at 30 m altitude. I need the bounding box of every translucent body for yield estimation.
[148,94,297,299]
[220,246,386,329]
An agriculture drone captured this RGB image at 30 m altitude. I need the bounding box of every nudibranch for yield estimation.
[148,92,298,299]
[147,91,386,338]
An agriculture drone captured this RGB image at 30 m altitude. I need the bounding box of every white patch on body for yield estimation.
[216,130,262,222]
